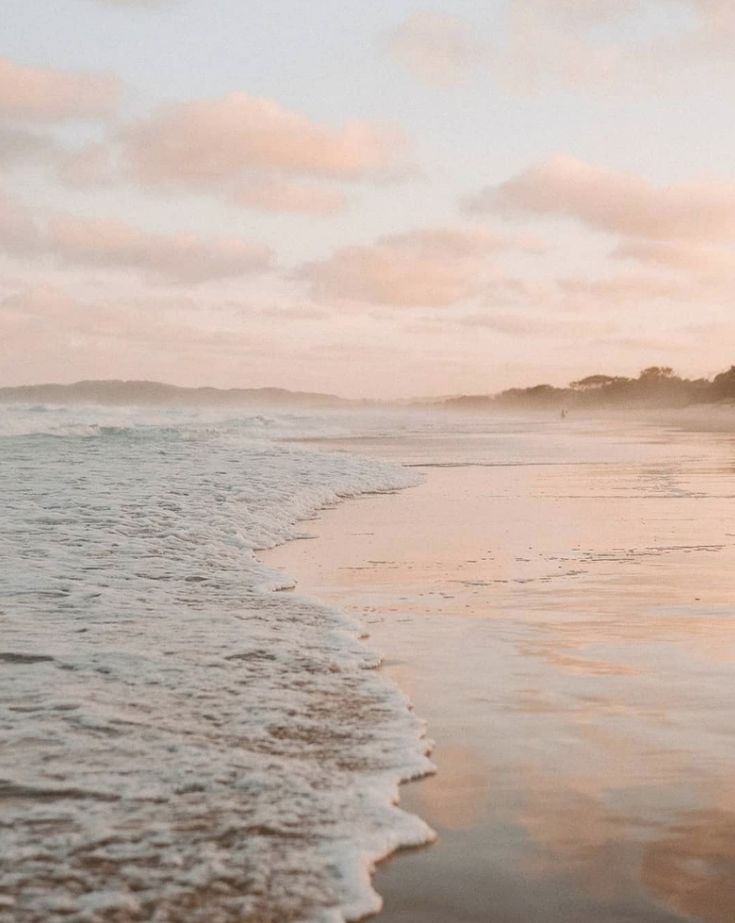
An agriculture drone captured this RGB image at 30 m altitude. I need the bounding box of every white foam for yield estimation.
[0,404,433,923]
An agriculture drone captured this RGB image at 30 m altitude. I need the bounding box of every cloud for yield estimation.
[123,92,412,188]
[54,142,119,188]
[0,88,401,215]
[383,12,483,85]
[589,333,692,353]
[0,130,120,191]
[387,2,735,93]
[0,188,42,254]
[0,57,120,122]
[466,155,735,243]
[1,285,81,325]
[0,127,122,190]
[535,0,735,78]
[0,126,59,167]
[0,284,323,389]
[385,4,630,90]
[613,239,735,275]
[466,156,735,317]
[557,272,694,303]
[298,227,513,308]
[613,240,735,304]
[0,286,222,383]
[46,215,272,283]
[0,188,272,283]
[453,311,563,336]
[232,177,347,215]
[533,1,641,23]
[438,309,627,348]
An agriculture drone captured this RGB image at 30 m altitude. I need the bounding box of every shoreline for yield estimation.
[260,479,436,922]
[264,430,735,923]
[255,472,437,923]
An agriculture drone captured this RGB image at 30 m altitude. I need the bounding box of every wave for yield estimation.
[0,405,433,922]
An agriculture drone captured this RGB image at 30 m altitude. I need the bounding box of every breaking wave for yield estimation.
[0,404,433,923]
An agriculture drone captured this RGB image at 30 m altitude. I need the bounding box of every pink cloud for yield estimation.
[0,131,121,192]
[0,286,228,385]
[0,285,326,389]
[467,155,735,242]
[0,126,58,167]
[615,238,729,269]
[0,57,120,122]
[123,92,412,188]
[383,12,482,85]
[453,311,563,336]
[613,239,735,291]
[55,142,118,188]
[388,3,735,93]
[0,188,41,254]
[0,129,121,190]
[536,1,640,22]
[232,177,347,215]
[425,308,622,343]
[557,272,692,303]
[0,89,401,215]
[384,5,629,90]
[0,189,272,283]
[46,215,272,283]
[299,227,510,308]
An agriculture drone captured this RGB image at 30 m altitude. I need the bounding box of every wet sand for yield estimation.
[264,422,735,922]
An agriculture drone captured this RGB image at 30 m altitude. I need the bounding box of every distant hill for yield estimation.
[0,380,359,408]
[4,366,735,412]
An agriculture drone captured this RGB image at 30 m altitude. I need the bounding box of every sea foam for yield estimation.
[0,405,434,923]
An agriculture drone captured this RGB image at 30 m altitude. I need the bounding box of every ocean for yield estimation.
[0,403,434,923]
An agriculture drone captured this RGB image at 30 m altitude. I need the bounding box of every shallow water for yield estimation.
[265,417,735,922]
[0,404,435,923]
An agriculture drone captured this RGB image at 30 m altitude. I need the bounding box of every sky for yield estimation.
[1,0,734,398]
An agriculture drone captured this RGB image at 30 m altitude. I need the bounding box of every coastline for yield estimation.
[265,425,735,923]
[254,469,437,922]
[259,478,436,922]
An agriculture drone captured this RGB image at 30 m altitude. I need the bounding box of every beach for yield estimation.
[265,416,735,922]
[3,406,735,922]
[7,1,735,918]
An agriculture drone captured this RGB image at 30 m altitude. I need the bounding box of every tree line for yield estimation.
[444,365,735,411]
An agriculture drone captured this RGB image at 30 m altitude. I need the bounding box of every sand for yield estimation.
[264,422,735,923]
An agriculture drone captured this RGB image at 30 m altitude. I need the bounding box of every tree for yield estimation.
[639,366,674,381]
[570,374,630,389]
[712,366,735,399]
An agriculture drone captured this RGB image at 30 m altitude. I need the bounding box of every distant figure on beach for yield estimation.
[560,408,567,419]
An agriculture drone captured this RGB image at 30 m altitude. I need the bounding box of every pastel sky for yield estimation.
[2,0,734,398]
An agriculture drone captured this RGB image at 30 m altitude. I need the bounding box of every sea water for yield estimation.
[0,403,434,923]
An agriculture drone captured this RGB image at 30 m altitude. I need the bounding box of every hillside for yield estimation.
[0,380,357,408]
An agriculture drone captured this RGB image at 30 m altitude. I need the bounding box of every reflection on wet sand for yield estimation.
[643,810,735,923]
[264,422,735,922]
[409,746,491,832]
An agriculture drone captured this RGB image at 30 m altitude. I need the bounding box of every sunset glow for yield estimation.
[3,1,734,396]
